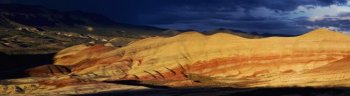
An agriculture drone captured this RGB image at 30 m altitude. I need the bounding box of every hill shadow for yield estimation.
[0,52,55,80]
[104,80,171,89]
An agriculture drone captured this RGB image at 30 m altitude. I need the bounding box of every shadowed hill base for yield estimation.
[0,53,55,80]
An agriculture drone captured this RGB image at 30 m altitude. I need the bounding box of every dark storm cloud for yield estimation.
[1,0,349,34]
[111,0,348,34]
[296,12,350,33]
[106,0,348,24]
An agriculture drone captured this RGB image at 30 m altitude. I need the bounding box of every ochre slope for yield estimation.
[51,28,350,87]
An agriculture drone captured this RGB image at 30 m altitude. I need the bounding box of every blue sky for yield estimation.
[1,0,350,34]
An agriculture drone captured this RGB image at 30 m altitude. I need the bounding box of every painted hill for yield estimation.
[2,28,350,95]
[49,28,350,82]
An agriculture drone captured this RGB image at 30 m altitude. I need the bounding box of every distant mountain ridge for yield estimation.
[0,4,165,36]
[209,28,298,37]
[173,28,298,39]
[0,4,114,27]
[0,4,170,55]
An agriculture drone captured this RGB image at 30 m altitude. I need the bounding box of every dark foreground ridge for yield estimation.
[81,87,349,96]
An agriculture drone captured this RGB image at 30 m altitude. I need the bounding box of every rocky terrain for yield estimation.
[0,4,170,55]
[1,28,350,95]
[0,28,142,54]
